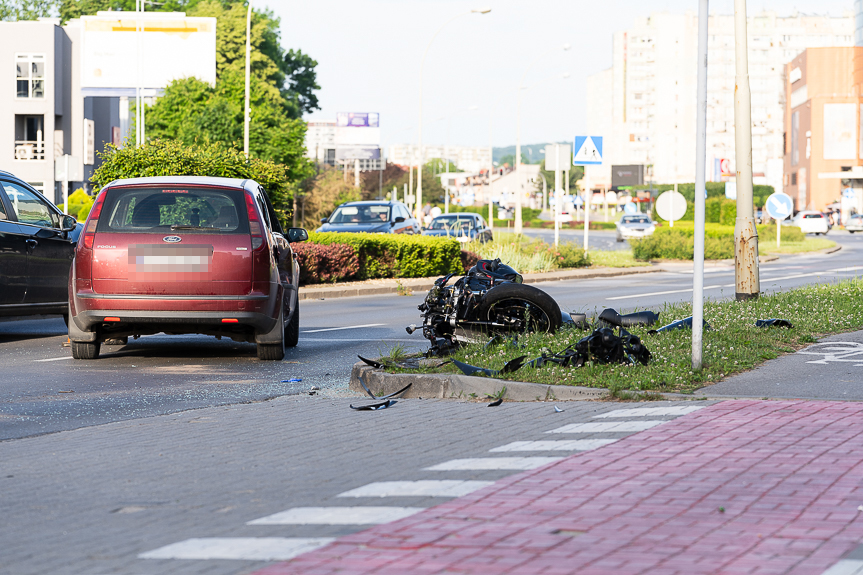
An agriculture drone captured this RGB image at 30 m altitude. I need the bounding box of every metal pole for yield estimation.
[583,168,590,252]
[554,145,561,247]
[63,154,69,214]
[136,0,141,147]
[733,0,760,300]
[515,90,523,234]
[244,1,252,157]
[693,0,709,371]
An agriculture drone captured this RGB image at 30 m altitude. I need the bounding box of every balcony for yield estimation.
[14,140,45,161]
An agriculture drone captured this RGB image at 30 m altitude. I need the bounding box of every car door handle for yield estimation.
[25,239,38,249]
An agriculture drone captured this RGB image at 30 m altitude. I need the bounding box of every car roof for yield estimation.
[104,175,254,190]
[434,213,476,217]
[341,201,398,206]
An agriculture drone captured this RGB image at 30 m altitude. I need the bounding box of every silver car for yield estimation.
[616,214,656,242]
[846,214,863,233]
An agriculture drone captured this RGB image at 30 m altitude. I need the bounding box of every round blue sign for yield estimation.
[765,192,794,220]
[623,202,638,215]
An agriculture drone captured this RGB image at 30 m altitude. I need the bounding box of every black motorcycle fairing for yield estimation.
[469,258,523,284]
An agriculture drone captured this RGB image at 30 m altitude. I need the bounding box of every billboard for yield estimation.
[611,164,644,188]
[335,147,381,161]
[336,112,379,127]
[80,13,216,91]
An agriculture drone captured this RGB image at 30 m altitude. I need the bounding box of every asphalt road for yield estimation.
[0,231,861,441]
[497,228,628,251]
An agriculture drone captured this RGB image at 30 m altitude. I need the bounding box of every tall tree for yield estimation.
[1,0,58,20]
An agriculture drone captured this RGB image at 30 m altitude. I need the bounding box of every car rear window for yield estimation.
[622,216,650,224]
[97,186,249,234]
[803,213,823,219]
[329,204,390,224]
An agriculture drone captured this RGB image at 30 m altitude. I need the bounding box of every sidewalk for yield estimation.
[256,400,863,575]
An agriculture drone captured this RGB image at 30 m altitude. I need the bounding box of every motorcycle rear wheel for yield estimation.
[477,283,562,335]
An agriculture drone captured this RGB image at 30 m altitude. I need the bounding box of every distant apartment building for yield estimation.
[586,11,853,192]
[0,13,215,203]
[388,144,492,174]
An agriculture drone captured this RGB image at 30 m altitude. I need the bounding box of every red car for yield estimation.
[68,176,308,360]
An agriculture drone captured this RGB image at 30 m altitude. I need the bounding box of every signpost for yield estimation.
[573,136,603,251]
[545,143,571,247]
[765,191,794,248]
[655,190,688,227]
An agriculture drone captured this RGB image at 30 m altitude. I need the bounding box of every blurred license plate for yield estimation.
[129,245,214,273]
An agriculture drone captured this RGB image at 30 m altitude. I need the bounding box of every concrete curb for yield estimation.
[300,265,660,301]
[349,362,609,402]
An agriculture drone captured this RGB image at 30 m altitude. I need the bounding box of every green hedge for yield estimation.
[631,224,806,261]
[308,232,463,280]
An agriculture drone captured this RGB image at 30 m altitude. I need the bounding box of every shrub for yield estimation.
[552,242,591,269]
[719,199,737,226]
[705,197,722,223]
[632,223,808,261]
[293,242,359,284]
[460,249,480,272]
[67,188,94,221]
[91,139,298,225]
[308,232,463,280]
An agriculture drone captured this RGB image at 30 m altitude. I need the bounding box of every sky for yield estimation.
[275,0,855,151]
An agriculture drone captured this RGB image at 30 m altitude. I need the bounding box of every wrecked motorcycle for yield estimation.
[411,258,562,354]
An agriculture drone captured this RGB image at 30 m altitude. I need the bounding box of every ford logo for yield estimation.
[163,236,182,243]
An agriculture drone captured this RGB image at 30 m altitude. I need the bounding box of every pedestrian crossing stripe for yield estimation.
[425,457,564,471]
[247,506,425,525]
[546,421,667,433]
[593,406,705,418]
[490,439,617,452]
[337,480,494,498]
[139,537,334,561]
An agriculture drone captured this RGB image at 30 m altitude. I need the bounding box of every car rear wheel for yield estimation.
[72,341,100,360]
[285,302,299,348]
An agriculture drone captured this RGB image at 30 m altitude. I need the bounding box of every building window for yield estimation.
[791,111,799,167]
[16,54,45,99]
[14,115,45,161]
[791,172,797,186]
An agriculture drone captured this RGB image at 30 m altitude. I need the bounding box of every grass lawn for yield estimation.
[587,250,650,268]
[388,278,863,397]
[759,238,836,254]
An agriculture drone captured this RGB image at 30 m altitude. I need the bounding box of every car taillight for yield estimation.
[81,191,106,250]
[245,192,265,251]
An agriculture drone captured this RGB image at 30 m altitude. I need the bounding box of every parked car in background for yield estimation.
[316,201,419,234]
[68,176,308,361]
[615,214,657,242]
[422,212,492,243]
[0,169,82,319]
[846,214,863,233]
[791,211,829,235]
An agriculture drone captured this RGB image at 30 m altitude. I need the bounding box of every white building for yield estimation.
[586,10,853,191]
[388,144,492,174]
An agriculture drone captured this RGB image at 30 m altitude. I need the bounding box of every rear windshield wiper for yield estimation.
[170,225,221,231]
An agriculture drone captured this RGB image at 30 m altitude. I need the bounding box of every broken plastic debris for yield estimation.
[356,373,412,401]
[358,355,385,369]
[350,400,397,411]
[568,312,589,330]
[598,308,660,328]
[755,319,793,329]
[554,405,564,413]
[281,378,302,383]
[452,356,526,377]
[648,316,711,335]
[487,398,503,407]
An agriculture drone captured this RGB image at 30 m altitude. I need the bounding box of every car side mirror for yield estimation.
[61,215,77,232]
[287,227,309,243]
[394,216,406,223]
[320,217,328,224]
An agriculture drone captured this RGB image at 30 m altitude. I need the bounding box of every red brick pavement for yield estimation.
[255,400,863,575]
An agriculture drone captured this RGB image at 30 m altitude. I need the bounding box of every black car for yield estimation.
[0,170,82,319]
[422,213,493,243]
[316,201,420,234]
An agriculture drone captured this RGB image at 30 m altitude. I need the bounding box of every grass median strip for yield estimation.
[388,277,863,397]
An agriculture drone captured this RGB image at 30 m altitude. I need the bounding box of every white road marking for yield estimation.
[606,286,722,301]
[546,421,667,434]
[821,559,863,575]
[827,266,863,273]
[139,537,334,561]
[489,439,617,452]
[337,480,494,498]
[594,406,705,418]
[33,356,72,362]
[424,457,564,471]
[303,323,386,333]
[247,506,425,526]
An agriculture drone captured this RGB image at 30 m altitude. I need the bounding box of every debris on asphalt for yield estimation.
[58,390,74,393]
[598,308,660,328]
[308,385,320,396]
[648,316,712,335]
[358,355,385,369]
[487,398,503,407]
[756,318,793,329]
[358,354,447,371]
[554,405,564,413]
[355,373,413,403]
[350,400,397,411]
[281,378,302,383]
[452,356,527,377]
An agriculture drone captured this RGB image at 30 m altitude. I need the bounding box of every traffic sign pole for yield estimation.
[693,0,708,371]
[573,136,603,253]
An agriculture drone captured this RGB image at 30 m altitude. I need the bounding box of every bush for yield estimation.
[719,199,737,226]
[293,242,359,284]
[705,197,722,223]
[91,139,297,225]
[67,188,94,221]
[551,242,591,269]
[308,232,463,280]
[632,223,808,261]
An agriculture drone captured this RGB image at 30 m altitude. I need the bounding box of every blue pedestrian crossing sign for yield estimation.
[573,136,603,165]
[765,192,794,220]
[623,202,638,215]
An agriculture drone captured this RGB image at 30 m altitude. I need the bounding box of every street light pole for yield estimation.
[693,0,709,371]
[416,8,490,221]
[514,44,570,234]
[733,0,760,300]
[244,1,252,158]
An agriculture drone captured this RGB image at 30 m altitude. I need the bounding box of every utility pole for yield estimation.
[733,0,760,300]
